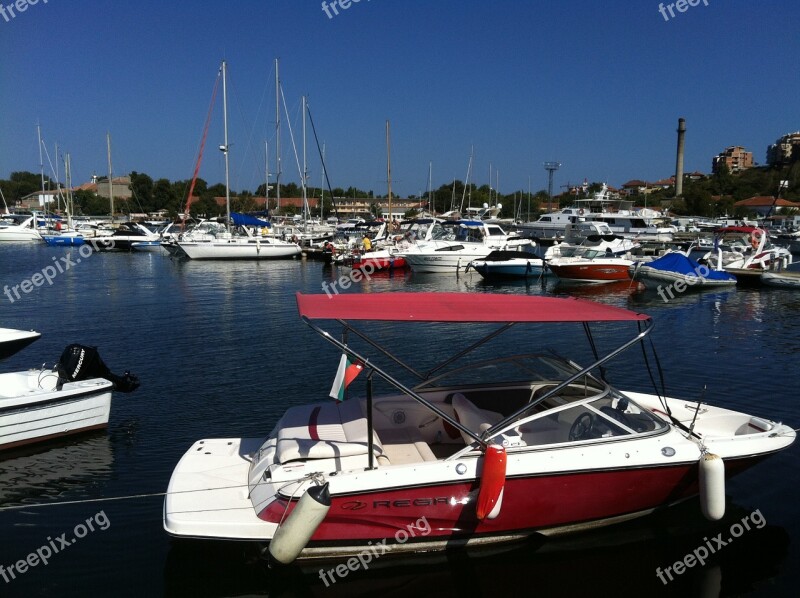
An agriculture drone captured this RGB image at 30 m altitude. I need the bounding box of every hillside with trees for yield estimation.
[2,159,797,220]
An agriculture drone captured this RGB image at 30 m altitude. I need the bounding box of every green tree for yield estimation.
[153,178,180,215]
[73,189,110,216]
[683,186,713,217]
[129,171,154,212]
[190,195,222,218]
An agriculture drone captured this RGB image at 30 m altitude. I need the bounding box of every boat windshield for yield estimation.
[557,247,603,259]
[415,353,667,449]
[430,223,458,241]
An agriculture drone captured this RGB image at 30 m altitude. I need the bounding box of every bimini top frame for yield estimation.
[296,292,654,447]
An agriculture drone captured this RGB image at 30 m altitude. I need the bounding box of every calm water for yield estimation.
[0,243,799,597]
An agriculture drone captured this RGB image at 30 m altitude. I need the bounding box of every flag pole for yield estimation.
[367,371,375,470]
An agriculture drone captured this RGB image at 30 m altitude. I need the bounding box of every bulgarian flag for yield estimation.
[329,354,364,401]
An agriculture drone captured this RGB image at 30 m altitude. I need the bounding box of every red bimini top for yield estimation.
[295,292,650,324]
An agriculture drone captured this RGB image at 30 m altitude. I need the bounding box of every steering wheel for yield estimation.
[569,412,594,441]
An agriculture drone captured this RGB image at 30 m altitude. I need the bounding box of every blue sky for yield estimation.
[1,0,798,199]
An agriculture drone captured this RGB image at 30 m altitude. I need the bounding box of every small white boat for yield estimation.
[0,339,139,451]
[399,220,531,274]
[760,270,800,288]
[0,328,41,360]
[131,240,163,252]
[544,221,639,259]
[0,214,42,242]
[702,226,793,272]
[469,249,547,280]
[546,247,634,283]
[177,235,301,260]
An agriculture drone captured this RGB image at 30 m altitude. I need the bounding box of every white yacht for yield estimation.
[399,220,531,273]
[0,214,42,242]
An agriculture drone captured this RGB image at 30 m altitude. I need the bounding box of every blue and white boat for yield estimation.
[629,251,737,290]
[469,249,548,280]
[42,232,86,246]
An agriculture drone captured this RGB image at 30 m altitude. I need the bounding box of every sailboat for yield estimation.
[42,153,88,246]
[351,120,408,272]
[177,61,301,260]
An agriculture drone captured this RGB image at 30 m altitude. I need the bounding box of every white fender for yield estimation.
[699,453,725,521]
[268,482,331,565]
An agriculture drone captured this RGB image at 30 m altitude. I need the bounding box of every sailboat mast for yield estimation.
[428,161,432,214]
[386,120,392,223]
[460,147,473,213]
[321,142,326,219]
[265,141,269,213]
[54,142,61,213]
[302,95,308,225]
[275,58,281,215]
[107,132,114,224]
[64,152,69,226]
[488,163,492,210]
[221,60,231,233]
[37,123,45,213]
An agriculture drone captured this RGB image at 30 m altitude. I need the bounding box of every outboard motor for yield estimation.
[56,344,140,393]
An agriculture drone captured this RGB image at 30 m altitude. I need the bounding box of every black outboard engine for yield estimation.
[56,344,140,393]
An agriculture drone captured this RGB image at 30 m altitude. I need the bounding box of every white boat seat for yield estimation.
[451,393,503,445]
[378,427,437,464]
[275,399,385,464]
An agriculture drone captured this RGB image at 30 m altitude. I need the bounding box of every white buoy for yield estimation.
[268,482,331,565]
[699,453,725,521]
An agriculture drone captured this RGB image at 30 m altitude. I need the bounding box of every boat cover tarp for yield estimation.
[231,212,270,228]
[296,292,650,323]
[646,252,736,281]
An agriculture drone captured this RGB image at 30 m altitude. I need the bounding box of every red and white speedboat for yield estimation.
[351,248,407,272]
[163,293,794,564]
[546,247,634,283]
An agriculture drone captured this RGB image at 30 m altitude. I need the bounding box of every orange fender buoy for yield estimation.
[476,444,507,520]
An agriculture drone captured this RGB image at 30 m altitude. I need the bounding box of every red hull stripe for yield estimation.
[259,456,764,542]
[308,406,321,441]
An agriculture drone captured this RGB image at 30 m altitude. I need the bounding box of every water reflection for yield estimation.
[0,433,113,506]
[162,499,789,598]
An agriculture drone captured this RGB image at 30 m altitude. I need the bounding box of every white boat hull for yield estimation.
[177,239,301,260]
[163,391,794,551]
[761,271,800,288]
[0,228,41,242]
[402,250,489,273]
[0,371,114,450]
